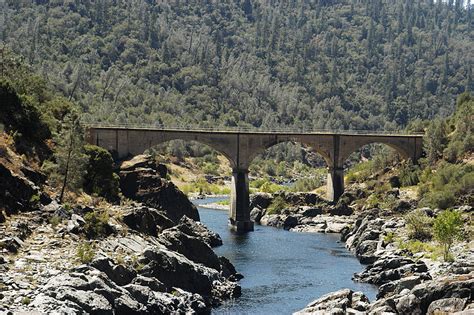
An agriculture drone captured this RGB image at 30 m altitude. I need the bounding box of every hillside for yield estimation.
[1,0,473,131]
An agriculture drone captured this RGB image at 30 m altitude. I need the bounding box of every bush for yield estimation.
[83,144,120,201]
[419,163,473,209]
[433,210,464,262]
[83,209,110,239]
[291,176,324,192]
[405,209,433,241]
[77,242,95,264]
[267,196,289,215]
[398,161,420,187]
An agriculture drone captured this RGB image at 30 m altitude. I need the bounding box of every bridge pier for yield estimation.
[229,168,254,232]
[327,166,344,202]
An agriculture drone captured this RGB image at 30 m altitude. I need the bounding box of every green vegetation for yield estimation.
[2,1,472,133]
[419,162,474,209]
[83,144,120,201]
[76,242,96,264]
[398,239,441,261]
[181,179,231,196]
[46,114,87,202]
[383,231,396,244]
[267,196,289,215]
[418,93,473,209]
[433,210,464,262]
[83,209,110,239]
[21,297,31,305]
[405,209,433,241]
[398,161,421,187]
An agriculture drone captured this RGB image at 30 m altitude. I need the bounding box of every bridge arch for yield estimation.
[246,139,333,170]
[337,136,415,166]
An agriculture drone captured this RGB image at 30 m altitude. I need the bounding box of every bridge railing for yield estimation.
[84,123,425,136]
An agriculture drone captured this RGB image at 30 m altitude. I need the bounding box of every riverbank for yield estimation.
[0,154,241,314]
[246,191,473,314]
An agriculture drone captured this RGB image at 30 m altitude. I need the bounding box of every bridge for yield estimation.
[85,125,423,232]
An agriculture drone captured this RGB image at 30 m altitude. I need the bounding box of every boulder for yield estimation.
[411,277,474,313]
[330,202,354,216]
[427,297,468,314]
[0,163,39,215]
[139,247,241,300]
[67,214,86,234]
[300,207,323,217]
[249,193,273,209]
[294,289,369,314]
[120,155,199,223]
[355,240,378,264]
[250,207,265,223]
[159,227,221,270]
[283,215,299,230]
[176,216,222,247]
[122,206,175,236]
[91,257,137,286]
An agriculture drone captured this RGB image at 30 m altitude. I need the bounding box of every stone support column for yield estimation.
[229,168,254,232]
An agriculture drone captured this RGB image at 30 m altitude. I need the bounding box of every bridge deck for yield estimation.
[85,124,424,138]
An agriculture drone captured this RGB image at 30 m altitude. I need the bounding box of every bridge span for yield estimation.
[85,125,423,232]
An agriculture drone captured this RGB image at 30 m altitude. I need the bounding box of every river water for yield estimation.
[193,197,378,315]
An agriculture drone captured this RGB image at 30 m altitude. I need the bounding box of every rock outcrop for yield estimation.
[119,155,199,222]
[295,289,370,314]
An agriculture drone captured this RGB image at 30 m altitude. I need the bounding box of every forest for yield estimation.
[1,0,472,132]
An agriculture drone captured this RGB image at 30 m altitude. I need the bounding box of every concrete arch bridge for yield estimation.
[85,125,423,232]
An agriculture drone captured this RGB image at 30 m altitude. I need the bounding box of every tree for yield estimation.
[424,119,448,165]
[83,144,120,201]
[53,114,87,202]
[433,210,464,261]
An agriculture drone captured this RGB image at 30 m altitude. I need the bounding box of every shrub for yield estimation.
[419,163,473,209]
[383,231,396,244]
[267,196,289,215]
[405,209,433,241]
[260,181,285,194]
[83,209,110,239]
[398,161,420,187]
[291,176,324,192]
[398,239,441,260]
[433,210,464,262]
[77,242,95,264]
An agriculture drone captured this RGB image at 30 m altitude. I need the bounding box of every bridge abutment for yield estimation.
[229,169,254,232]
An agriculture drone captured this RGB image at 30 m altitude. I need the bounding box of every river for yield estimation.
[193,197,378,314]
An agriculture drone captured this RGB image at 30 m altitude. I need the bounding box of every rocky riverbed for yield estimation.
[248,191,474,314]
[0,154,241,314]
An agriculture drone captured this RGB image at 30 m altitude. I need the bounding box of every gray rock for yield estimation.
[159,227,221,270]
[300,207,323,217]
[249,193,273,209]
[395,293,422,315]
[330,202,354,216]
[176,215,222,247]
[427,297,468,314]
[283,215,299,230]
[250,207,265,223]
[91,257,137,286]
[120,155,199,223]
[294,289,370,314]
[122,206,175,236]
[356,240,378,264]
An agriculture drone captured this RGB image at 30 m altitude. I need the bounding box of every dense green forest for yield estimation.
[1,0,472,131]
